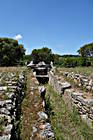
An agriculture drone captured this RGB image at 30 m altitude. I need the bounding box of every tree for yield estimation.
[0,38,25,66]
[78,43,93,57]
[23,54,32,64]
[31,47,54,64]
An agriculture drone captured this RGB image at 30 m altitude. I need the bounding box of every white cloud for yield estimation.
[14,34,22,40]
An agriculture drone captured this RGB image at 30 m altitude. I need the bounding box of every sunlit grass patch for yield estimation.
[46,85,93,140]
[57,67,93,77]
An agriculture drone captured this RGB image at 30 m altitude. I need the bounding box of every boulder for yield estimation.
[0,134,11,140]
[0,108,10,115]
[4,124,13,134]
[40,123,54,139]
[0,86,7,91]
[84,99,93,106]
[38,111,48,120]
[71,92,83,100]
[38,86,46,99]
[61,82,71,90]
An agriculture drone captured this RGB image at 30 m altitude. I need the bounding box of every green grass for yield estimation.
[46,85,93,140]
[0,116,7,135]
[0,126,4,135]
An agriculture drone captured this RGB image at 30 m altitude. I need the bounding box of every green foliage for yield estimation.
[23,55,32,64]
[78,43,93,57]
[31,47,54,64]
[77,57,87,66]
[89,57,93,66]
[54,55,64,66]
[54,43,93,67]
[63,57,77,67]
[54,56,92,67]
[0,125,4,134]
[0,38,25,66]
[69,107,80,125]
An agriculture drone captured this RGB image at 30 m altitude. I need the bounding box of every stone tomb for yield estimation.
[28,61,49,84]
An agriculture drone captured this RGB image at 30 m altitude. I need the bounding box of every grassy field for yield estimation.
[46,85,93,140]
[0,66,27,72]
[0,67,20,72]
[56,67,93,77]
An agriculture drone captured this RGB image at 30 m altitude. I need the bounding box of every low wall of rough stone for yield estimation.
[63,72,93,92]
[49,70,93,128]
[0,70,26,140]
[48,70,71,95]
[63,89,93,127]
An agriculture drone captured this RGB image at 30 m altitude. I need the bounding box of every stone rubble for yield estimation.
[20,70,55,140]
[0,70,26,140]
[49,70,71,95]
[40,123,54,139]
[38,85,55,139]
[63,71,93,92]
[49,69,93,128]
[38,86,46,100]
[38,111,48,120]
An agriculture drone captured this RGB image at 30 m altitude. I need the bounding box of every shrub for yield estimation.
[0,38,25,66]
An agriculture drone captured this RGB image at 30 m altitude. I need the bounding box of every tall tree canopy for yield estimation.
[78,43,93,57]
[31,47,54,64]
[0,38,25,66]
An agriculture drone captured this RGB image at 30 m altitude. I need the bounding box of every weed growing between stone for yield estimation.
[45,85,93,140]
[56,67,93,94]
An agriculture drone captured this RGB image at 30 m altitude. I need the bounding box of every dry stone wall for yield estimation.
[0,69,26,140]
[49,70,71,95]
[49,70,93,128]
[63,89,93,127]
[63,72,93,92]
[29,72,54,140]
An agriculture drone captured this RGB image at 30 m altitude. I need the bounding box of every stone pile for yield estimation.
[38,86,54,139]
[28,75,54,140]
[49,70,93,128]
[49,70,71,95]
[63,72,93,92]
[64,89,93,127]
[0,70,26,140]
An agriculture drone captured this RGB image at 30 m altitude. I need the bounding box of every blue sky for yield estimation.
[0,0,93,55]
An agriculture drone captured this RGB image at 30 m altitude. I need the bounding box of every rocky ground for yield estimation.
[57,67,93,92]
[47,68,93,140]
[0,66,93,140]
[51,68,93,127]
[0,67,54,140]
[0,67,26,140]
[21,69,54,140]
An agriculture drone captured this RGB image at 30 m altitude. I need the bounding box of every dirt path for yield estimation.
[21,70,46,140]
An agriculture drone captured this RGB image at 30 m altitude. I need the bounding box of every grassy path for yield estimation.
[21,70,45,140]
[46,85,93,140]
